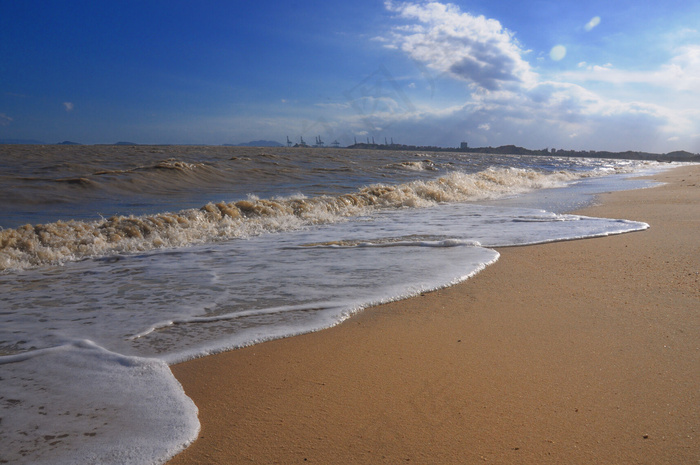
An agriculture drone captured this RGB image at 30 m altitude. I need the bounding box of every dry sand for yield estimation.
[169,165,699,464]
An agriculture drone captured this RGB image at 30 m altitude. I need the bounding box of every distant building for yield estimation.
[460,141,469,149]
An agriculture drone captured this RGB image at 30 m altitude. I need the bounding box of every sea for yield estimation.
[0,144,672,464]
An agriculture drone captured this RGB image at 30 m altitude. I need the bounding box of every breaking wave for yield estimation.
[0,167,583,271]
[388,159,439,171]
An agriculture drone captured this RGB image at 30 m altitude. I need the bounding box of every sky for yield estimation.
[1,0,699,153]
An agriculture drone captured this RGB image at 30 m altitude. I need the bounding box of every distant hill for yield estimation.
[56,140,82,145]
[113,141,139,145]
[665,150,698,159]
[0,138,46,144]
[226,140,284,147]
[348,142,700,162]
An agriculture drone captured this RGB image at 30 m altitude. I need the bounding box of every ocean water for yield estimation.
[0,145,668,463]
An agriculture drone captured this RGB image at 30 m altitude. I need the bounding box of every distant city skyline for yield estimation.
[1,0,699,153]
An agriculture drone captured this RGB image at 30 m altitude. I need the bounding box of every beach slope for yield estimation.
[169,166,699,464]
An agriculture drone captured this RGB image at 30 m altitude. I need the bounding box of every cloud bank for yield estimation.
[369,1,698,152]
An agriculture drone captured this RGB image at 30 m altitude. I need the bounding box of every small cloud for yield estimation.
[584,16,601,32]
[408,82,416,89]
[63,102,74,112]
[578,61,587,68]
[550,45,567,61]
[478,123,491,131]
[315,102,351,110]
[0,113,12,125]
[281,99,288,103]
[667,136,680,141]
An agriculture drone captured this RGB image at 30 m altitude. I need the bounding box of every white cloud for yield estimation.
[63,102,74,112]
[383,1,536,91]
[315,102,351,110]
[0,113,12,126]
[584,16,601,32]
[330,2,698,152]
[550,45,566,61]
[348,95,405,116]
[562,46,700,92]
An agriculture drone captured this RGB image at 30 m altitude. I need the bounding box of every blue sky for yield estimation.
[1,0,699,152]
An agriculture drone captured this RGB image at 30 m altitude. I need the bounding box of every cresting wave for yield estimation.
[106,158,207,174]
[0,167,583,271]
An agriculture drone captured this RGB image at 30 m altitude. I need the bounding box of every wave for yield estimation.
[0,167,584,271]
[4,159,216,204]
[387,160,439,171]
[298,237,481,248]
[54,177,98,187]
[93,158,207,176]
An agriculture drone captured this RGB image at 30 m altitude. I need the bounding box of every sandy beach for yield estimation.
[168,165,699,464]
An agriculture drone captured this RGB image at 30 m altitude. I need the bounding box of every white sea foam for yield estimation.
[0,202,649,360]
[0,340,199,465]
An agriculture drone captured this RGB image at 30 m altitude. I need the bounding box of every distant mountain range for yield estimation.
[0,139,83,145]
[348,143,700,162]
[0,140,141,146]
[0,138,47,144]
[1,139,287,146]
[1,139,697,161]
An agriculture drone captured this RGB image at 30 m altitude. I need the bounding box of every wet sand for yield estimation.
[168,165,699,464]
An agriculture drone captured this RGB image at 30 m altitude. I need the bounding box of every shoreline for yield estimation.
[168,165,699,464]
